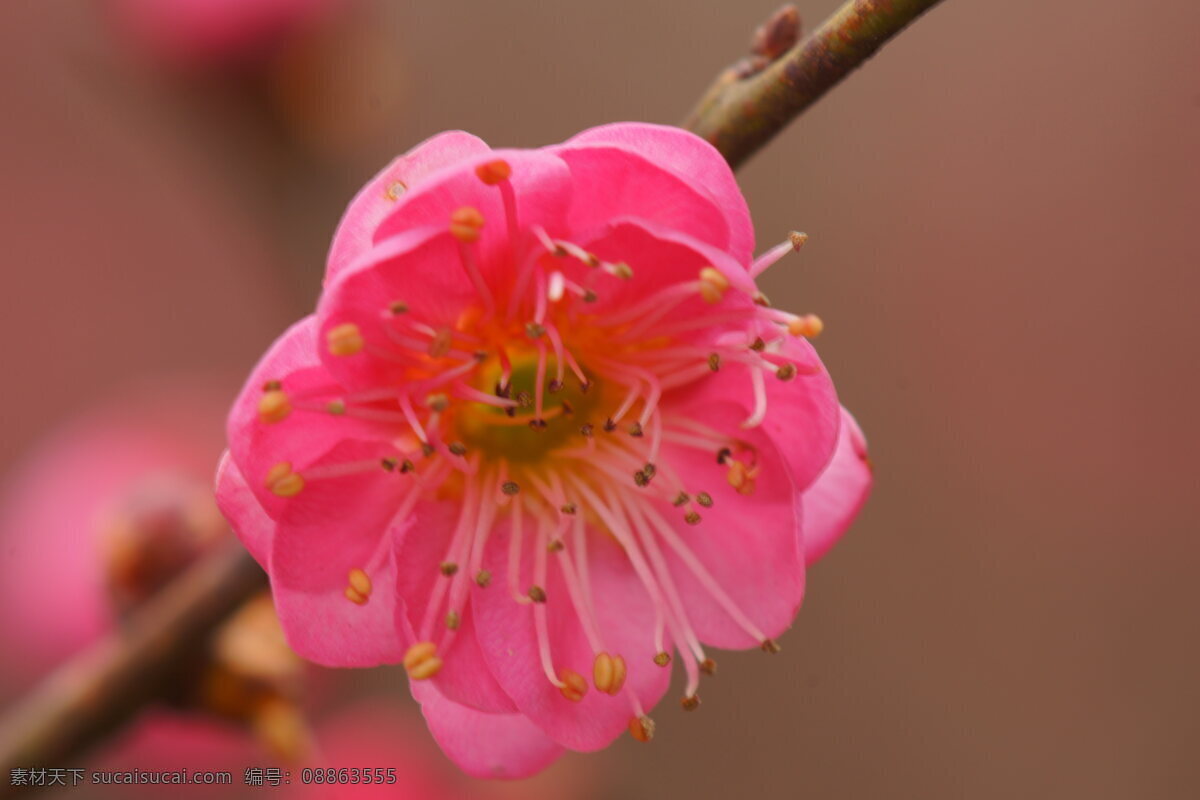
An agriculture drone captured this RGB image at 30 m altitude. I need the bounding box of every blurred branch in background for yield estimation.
[0,1,946,785]
[684,0,947,167]
[0,543,265,799]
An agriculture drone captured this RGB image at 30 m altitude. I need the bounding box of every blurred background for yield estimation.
[1,0,1197,797]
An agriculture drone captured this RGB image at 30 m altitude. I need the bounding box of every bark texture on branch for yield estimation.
[684,0,946,168]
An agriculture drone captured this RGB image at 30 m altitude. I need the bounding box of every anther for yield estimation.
[684,510,702,525]
[400,459,415,473]
[326,323,364,357]
[672,492,690,507]
[753,292,772,307]
[560,400,575,416]
[527,585,547,603]
[426,393,449,411]
[628,716,655,742]
[445,610,461,630]
[529,419,548,431]
[750,337,766,352]
[421,443,436,458]
[726,461,757,495]
[612,262,634,279]
[775,363,798,381]
[559,669,588,703]
[403,642,443,681]
[761,639,782,654]
[262,379,282,391]
[439,562,459,577]
[643,463,657,479]
[257,390,291,424]
[582,289,598,303]
[516,391,533,408]
[388,300,409,315]
[700,658,717,675]
[696,491,714,508]
[380,458,397,472]
[681,695,701,711]
[265,462,304,497]
[475,570,492,588]
[326,399,346,415]
[475,159,512,185]
[344,567,372,605]
[385,181,406,201]
[525,322,546,339]
[593,652,627,696]
[653,651,672,667]
[629,422,644,438]
[603,418,617,433]
[560,503,577,515]
[579,380,592,394]
[449,206,485,242]
[547,379,563,393]
[716,447,733,464]
[501,481,520,496]
[787,313,824,338]
[707,353,721,371]
[698,266,730,304]
[579,423,594,437]
[448,442,467,456]
[789,231,809,250]
[633,471,649,488]
[547,539,564,553]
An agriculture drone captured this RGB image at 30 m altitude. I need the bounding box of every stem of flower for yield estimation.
[683,0,948,168]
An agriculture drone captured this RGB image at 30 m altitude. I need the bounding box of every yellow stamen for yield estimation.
[698,266,730,304]
[475,159,512,185]
[593,652,627,696]
[346,568,371,604]
[403,642,443,681]
[787,313,823,338]
[450,206,485,242]
[558,669,588,703]
[257,390,291,424]
[326,323,364,356]
[265,462,304,497]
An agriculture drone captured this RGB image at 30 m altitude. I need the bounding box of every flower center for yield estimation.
[456,354,602,463]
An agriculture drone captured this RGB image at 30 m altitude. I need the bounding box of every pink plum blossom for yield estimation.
[106,0,344,68]
[217,122,873,776]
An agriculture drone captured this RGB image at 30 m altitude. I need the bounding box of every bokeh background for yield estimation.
[2,0,1198,797]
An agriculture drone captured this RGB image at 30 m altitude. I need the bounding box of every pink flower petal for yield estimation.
[214,450,273,567]
[758,335,842,491]
[471,517,672,751]
[392,500,517,713]
[801,406,873,565]
[647,403,804,649]
[371,148,574,268]
[226,315,392,517]
[267,439,409,665]
[550,140,735,262]
[562,122,755,265]
[327,131,492,282]
[567,216,757,331]
[411,680,564,780]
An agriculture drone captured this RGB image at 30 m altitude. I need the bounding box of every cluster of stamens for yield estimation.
[255,158,821,740]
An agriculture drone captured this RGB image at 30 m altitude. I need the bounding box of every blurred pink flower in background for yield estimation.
[105,0,347,68]
[0,377,232,681]
[218,122,873,776]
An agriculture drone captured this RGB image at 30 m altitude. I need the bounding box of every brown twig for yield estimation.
[0,542,265,798]
[684,0,947,168]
